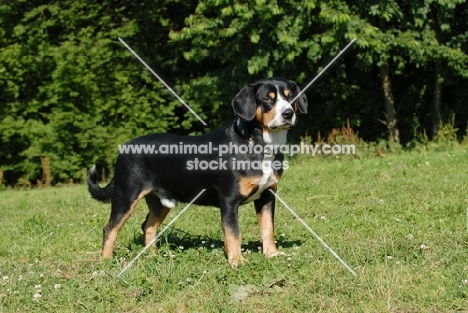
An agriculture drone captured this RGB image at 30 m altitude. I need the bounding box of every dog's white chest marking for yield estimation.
[244,129,287,203]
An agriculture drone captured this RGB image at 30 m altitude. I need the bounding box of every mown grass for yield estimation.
[1,146,468,312]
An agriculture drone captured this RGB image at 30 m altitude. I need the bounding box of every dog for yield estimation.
[88,77,308,267]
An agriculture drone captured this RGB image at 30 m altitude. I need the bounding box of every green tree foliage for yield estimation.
[170,0,468,142]
[0,0,197,185]
[0,0,467,186]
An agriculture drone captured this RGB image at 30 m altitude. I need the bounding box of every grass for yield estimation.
[1,146,468,312]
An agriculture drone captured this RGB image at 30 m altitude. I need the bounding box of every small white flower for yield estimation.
[425,161,430,166]
[18,275,23,281]
[34,284,41,289]
[54,284,61,289]
[419,244,428,250]
[407,234,414,240]
[201,241,206,244]
[2,276,8,281]
[92,271,98,277]
[210,244,215,248]
[287,257,292,261]
[320,216,326,220]
[39,274,44,278]
[462,280,468,286]
[186,278,191,282]
[178,246,184,250]
[33,293,42,299]
[280,233,285,237]
[387,256,393,260]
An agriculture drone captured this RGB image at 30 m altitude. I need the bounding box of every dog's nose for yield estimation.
[281,109,294,120]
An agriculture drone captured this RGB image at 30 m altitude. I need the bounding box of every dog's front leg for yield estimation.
[254,189,279,257]
[220,201,244,267]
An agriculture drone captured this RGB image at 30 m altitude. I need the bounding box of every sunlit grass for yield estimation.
[1,147,468,312]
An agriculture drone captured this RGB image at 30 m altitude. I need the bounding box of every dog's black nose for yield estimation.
[281,109,294,120]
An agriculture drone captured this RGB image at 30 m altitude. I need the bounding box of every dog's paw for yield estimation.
[262,245,279,258]
[228,254,246,268]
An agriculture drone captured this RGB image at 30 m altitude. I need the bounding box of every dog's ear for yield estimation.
[231,84,258,121]
[290,80,308,114]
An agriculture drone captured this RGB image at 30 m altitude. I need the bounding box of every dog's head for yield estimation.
[231,77,308,130]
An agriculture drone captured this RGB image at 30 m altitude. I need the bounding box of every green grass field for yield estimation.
[1,147,468,312]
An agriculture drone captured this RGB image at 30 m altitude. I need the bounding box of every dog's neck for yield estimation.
[234,116,287,146]
[262,129,287,145]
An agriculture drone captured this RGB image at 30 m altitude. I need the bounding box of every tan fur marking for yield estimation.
[223,227,243,267]
[256,206,279,257]
[255,105,277,130]
[262,105,277,128]
[268,91,276,99]
[284,89,291,97]
[293,102,298,112]
[255,106,263,124]
[102,189,152,258]
[144,206,171,249]
[238,175,263,197]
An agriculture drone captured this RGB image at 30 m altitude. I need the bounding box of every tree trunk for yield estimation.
[431,60,442,138]
[379,62,400,143]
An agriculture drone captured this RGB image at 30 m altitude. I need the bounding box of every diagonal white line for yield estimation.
[118,37,207,126]
[289,38,356,105]
[117,189,206,277]
[269,189,357,277]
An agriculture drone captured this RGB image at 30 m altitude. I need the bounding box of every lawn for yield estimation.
[1,146,468,312]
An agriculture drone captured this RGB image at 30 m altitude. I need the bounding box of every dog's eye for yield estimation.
[263,96,272,102]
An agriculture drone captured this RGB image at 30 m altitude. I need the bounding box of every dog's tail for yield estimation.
[88,165,114,203]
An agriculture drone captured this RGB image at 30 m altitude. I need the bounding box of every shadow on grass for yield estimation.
[126,224,303,253]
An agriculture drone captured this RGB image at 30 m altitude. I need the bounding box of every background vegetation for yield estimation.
[1,0,468,186]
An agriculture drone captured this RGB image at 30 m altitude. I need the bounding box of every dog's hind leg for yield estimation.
[102,188,151,259]
[142,192,171,251]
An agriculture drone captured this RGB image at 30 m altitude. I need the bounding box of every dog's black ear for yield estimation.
[231,84,258,121]
[290,80,308,114]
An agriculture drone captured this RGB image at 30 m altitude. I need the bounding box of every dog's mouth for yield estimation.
[269,122,294,130]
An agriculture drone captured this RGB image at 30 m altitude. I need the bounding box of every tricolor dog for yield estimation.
[88,77,308,267]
